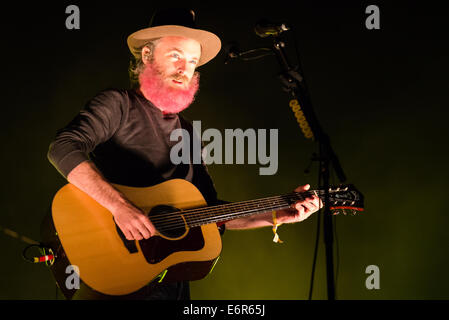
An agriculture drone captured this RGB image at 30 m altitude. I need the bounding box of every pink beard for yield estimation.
[139,63,200,114]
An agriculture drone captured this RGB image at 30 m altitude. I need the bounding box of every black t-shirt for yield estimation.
[48,88,219,205]
[47,88,222,299]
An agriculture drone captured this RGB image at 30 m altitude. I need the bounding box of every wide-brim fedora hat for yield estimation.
[127,8,221,67]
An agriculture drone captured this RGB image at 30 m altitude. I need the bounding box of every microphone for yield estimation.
[254,19,290,38]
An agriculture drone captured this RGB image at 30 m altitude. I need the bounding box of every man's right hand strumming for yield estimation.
[111,202,156,240]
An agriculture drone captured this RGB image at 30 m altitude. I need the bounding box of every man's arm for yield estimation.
[66,160,156,240]
[48,90,155,240]
[225,184,322,230]
[224,212,273,230]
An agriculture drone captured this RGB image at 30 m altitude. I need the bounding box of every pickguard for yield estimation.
[139,227,205,264]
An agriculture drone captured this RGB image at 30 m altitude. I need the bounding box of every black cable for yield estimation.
[286,24,321,301]
[308,140,322,300]
[333,213,339,299]
[289,24,341,301]
[22,244,43,263]
[22,243,55,266]
[331,169,340,300]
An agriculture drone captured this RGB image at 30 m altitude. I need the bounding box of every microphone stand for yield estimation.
[270,36,347,300]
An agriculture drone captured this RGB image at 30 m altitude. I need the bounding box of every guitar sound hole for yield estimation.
[148,205,186,239]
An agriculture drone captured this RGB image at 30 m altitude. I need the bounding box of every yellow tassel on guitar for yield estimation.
[272,211,283,243]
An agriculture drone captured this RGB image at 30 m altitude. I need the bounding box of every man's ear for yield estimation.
[141,46,152,65]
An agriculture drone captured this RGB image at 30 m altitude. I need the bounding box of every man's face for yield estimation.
[151,36,201,90]
[138,36,202,113]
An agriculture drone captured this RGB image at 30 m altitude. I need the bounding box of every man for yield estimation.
[48,8,321,300]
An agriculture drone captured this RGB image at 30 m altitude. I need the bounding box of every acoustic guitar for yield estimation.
[41,179,363,299]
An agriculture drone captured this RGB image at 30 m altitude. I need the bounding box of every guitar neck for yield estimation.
[183,190,321,228]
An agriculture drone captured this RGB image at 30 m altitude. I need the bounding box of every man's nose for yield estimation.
[176,60,186,74]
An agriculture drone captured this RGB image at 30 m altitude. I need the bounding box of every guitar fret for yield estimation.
[155,188,362,231]
[184,195,297,228]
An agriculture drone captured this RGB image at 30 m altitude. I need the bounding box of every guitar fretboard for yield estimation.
[182,191,320,228]
[149,185,362,232]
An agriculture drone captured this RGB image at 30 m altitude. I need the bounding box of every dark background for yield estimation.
[1,1,448,299]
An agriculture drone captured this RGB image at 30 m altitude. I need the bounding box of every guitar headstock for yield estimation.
[327,184,364,216]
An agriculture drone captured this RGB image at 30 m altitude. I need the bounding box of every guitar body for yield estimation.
[42,179,222,298]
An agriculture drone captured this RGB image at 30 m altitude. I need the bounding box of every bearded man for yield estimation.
[48,8,321,300]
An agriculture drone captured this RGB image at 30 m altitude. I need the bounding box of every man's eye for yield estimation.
[172,53,180,59]
[190,60,198,65]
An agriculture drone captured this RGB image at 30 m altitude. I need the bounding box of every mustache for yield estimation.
[170,73,190,83]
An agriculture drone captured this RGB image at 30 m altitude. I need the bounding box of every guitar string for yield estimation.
[147,191,319,225]
[155,201,356,233]
[147,189,351,230]
[146,193,310,232]
[156,196,293,230]
[149,191,356,231]
[155,199,291,232]
[147,188,351,225]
